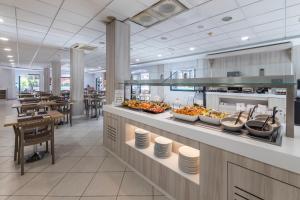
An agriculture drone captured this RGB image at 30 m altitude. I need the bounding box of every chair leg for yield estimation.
[51,139,55,164]
[18,136,21,164]
[14,133,18,161]
[20,136,24,175]
[46,141,49,153]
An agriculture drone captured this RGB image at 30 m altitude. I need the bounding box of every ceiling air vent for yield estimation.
[131,0,187,27]
[71,43,97,51]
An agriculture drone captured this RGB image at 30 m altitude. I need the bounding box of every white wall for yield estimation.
[0,68,16,99]
[130,50,292,105]
[84,73,96,88]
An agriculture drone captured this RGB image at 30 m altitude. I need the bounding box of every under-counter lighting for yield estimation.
[157,54,162,57]
[241,36,249,41]
[4,48,11,51]
[0,37,8,41]
[189,47,195,51]
[7,55,13,58]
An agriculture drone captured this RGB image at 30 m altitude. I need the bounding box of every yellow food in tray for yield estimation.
[202,110,228,119]
[174,106,207,116]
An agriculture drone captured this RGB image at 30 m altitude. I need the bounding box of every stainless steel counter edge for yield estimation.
[104,105,300,174]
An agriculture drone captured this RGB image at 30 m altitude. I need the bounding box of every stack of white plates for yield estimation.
[135,128,150,149]
[178,146,200,174]
[154,136,173,158]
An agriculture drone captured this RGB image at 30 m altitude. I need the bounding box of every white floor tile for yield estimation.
[83,172,123,196]
[15,173,65,195]
[119,172,152,196]
[98,157,126,172]
[49,173,94,196]
[70,157,105,172]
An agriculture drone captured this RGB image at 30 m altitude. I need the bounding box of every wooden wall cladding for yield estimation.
[104,112,201,200]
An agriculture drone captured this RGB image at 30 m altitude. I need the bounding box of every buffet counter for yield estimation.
[103,105,300,200]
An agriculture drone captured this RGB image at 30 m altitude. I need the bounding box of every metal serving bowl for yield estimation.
[245,120,274,137]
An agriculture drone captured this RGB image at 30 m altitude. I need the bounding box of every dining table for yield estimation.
[4,110,64,162]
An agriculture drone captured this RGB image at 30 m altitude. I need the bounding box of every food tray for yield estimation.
[172,112,199,122]
[199,115,221,125]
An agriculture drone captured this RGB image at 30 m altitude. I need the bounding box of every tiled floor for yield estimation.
[0,100,169,200]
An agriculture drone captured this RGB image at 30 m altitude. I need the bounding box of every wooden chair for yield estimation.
[56,101,72,126]
[90,98,103,119]
[17,118,55,175]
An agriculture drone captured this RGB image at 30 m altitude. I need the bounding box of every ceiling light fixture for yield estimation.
[130,0,187,27]
[4,48,11,51]
[0,37,9,41]
[157,54,162,57]
[222,16,233,22]
[7,55,13,58]
[9,59,14,62]
[0,18,3,23]
[135,58,140,62]
[241,36,249,41]
[189,47,195,51]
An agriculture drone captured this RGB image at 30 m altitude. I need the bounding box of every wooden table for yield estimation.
[4,111,64,127]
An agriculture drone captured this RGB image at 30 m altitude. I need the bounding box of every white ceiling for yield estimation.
[0,0,300,70]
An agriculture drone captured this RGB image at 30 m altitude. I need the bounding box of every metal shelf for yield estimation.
[124,75,296,88]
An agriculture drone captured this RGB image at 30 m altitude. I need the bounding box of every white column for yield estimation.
[106,20,130,104]
[8,68,16,99]
[51,61,61,96]
[70,48,85,116]
[43,67,50,92]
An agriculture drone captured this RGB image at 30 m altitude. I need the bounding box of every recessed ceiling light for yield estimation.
[222,16,233,22]
[135,58,140,62]
[0,37,9,41]
[7,55,13,58]
[241,36,249,41]
[157,54,162,57]
[4,48,11,51]
[9,59,14,62]
[0,18,3,23]
[189,47,195,51]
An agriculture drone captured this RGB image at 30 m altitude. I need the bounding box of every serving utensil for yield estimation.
[235,111,243,125]
[272,107,278,124]
[261,116,271,131]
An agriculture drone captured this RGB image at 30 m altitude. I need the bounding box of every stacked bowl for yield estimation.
[178,146,200,174]
[154,136,173,158]
[135,128,150,149]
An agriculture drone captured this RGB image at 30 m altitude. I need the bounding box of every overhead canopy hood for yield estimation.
[130,0,187,27]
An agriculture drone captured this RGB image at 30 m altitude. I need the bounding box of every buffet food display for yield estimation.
[122,99,282,144]
[122,100,170,113]
[171,105,282,143]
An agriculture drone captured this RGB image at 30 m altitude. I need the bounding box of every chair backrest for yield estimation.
[21,104,40,113]
[17,117,54,135]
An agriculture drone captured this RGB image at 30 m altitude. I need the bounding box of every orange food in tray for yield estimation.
[174,106,207,116]
[122,100,170,113]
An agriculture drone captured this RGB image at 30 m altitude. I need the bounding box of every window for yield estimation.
[19,74,40,93]
[61,77,70,91]
[170,69,196,91]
